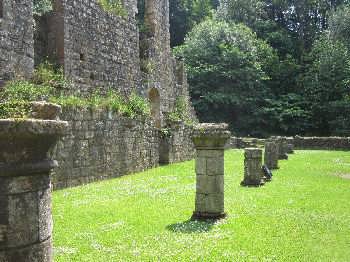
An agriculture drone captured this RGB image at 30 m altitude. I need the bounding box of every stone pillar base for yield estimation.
[240,179,265,187]
[191,212,227,221]
[0,238,52,262]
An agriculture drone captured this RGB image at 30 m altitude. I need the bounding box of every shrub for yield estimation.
[174,19,276,134]
[0,62,151,120]
[33,61,68,90]
[0,101,32,119]
[0,81,53,102]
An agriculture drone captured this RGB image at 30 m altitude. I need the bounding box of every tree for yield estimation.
[174,20,277,136]
[170,0,219,47]
[328,5,350,49]
[303,36,350,135]
[217,0,350,56]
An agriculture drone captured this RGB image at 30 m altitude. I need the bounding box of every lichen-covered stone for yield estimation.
[192,123,230,220]
[30,102,62,120]
[192,123,231,149]
[0,104,66,262]
[242,148,264,187]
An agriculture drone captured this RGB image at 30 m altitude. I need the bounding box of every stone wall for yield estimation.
[140,0,194,121]
[227,136,350,151]
[36,0,141,96]
[159,121,195,164]
[1,0,198,190]
[0,0,34,84]
[227,137,265,149]
[33,0,196,127]
[291,136,350,151]
[51,107,160,189]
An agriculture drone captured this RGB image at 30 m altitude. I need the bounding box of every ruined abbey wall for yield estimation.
[0,0,34,84]
[35,0,141,95]
[51,108,159,189]
[32,0,195,122]
[159,121,195,164]
[0,0,196,189]
[51,108,195,189]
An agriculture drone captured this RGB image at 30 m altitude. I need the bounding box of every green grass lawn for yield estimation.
[53,150,350,261]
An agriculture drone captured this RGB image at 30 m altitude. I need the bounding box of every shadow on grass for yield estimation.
[166,220,215,234]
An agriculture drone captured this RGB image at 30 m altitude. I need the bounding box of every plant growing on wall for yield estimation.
[0,62,151,119]
[168,96,194,125]
[98,0,127,17]
[33,0,53,16]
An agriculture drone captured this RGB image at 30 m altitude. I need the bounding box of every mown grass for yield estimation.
[53,150,350,261]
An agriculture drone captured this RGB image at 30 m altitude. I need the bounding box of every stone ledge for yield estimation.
[0,161,58,177]
[0,119,68,137]
[192,123,231,149]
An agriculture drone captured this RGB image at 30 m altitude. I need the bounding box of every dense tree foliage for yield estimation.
[303,37,350,135]
[175,20,277,135]
[169,0,219,47]
[171,0,350,136]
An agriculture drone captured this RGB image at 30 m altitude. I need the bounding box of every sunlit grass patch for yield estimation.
[53,150,350,261]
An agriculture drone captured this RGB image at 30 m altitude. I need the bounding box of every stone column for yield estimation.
[241,148,265,186]
[273,136,288,160]
[0,103,67,262]
[264,141,279,170]
[192,123,231,220]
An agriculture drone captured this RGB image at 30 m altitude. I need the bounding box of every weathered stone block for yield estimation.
[195,193,224,214]
[7,192,39,247]
[206,157,224,176]
[0,106,67,262]
[264,141,279,170]
[0,238,52,262]
[287,143,294,154]
[242,148,264,187]
[196,175,224,194]
[38,189,52,242]
[6,174,50,194]
[272,136,289,160]
[195,157,206,175]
